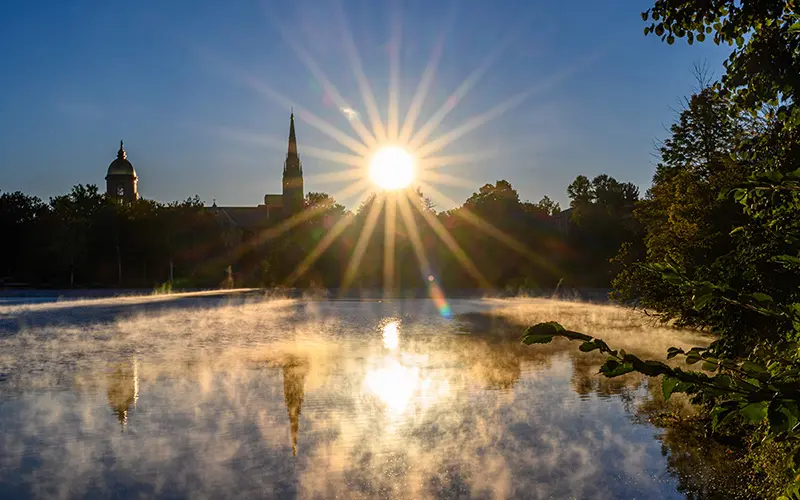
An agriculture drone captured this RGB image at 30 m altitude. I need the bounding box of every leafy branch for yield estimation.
[522,321,800,497]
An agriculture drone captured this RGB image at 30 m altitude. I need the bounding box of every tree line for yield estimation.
[0,173,642,292]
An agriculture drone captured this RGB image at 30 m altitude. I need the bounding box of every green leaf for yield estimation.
[561,330,593,342]
[637,360,670,377]
[525,322,565,335]
[692,284,715,310]
[666,347,684,359]
[740,360,769,376]
[714,374,733,388]
[739,401,769,422]
[701,360,718,372]
[600,360,635,378]
[662,376,680,400]
[711,402,740,431]
[748,292,773,303]
[522,322,564,344]
[667,34,675,44]
[686,353,702,365]
[790,21,800,33]
[768,401,798,433]
[773,255,800,267]
[522,334,554,345]
[579,341,599,352]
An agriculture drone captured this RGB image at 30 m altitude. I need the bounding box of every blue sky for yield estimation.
[0,0,731,209]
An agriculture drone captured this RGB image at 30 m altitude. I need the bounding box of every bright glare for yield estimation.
[368,146,415,190]
[365,360,419,413]
[382,320,400,350]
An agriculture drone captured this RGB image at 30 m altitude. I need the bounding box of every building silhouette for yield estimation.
[214,113,306,228]
[106,140,138,201]
[105,113,305,226]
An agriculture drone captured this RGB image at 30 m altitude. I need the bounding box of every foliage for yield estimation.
[562,174,641,287]
[523,319,800,497]
[530,195,560,216]
[617,0,800,342]
[611,85,749,323]
[642,1,800,127]
[526,166,800,497]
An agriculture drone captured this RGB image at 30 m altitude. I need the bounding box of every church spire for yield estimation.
[282,111,304,215]
[287,112,297,156]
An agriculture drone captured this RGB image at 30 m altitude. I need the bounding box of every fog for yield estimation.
[0,294,718,499]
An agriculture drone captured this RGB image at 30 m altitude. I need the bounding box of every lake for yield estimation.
[0,294,745,499]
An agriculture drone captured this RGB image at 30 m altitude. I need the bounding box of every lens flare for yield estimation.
[427,275,451,319]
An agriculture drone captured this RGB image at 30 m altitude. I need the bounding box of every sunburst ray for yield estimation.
[408,192,491,289]
[274,24,378,149]
[236,179,370,260]
[417,57,597,158]
[340,193,385,294]
[231,68,370,157]
[396,192,432,277]
[306,169,364,185]
[416,89,532,159]
[418,181,558,274]
[210,125,366,170]
[407,31,518,151]
[335,0,387,143]
[418,170,476,188]
[387,1,403,141]
[397,7,455,145]
[383,195,398,296]
[418,151,496,170]
[285,215,354,286]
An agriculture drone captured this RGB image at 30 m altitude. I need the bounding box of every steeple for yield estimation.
[288,111,297,156]
[282,111,304,215]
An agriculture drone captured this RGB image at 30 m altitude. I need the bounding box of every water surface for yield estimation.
[0,295,738,499]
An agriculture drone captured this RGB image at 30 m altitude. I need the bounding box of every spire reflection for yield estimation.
[282,357,308,456]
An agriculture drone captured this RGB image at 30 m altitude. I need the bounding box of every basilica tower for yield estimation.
[106,140,138,202]
[282,113,304,215]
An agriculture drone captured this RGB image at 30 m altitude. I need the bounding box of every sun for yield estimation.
[368,146,416,190]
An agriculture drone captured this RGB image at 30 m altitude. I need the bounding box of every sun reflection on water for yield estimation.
[365,319,451,417]
[382,320,400,350]
[365,359,420,413]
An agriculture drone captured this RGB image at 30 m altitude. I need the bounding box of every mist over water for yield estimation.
[0,294,718,499]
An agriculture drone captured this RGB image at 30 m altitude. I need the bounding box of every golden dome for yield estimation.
[106,140,137,178]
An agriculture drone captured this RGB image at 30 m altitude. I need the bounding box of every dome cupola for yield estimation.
[107,140,136,177]
[105,140,139,201]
